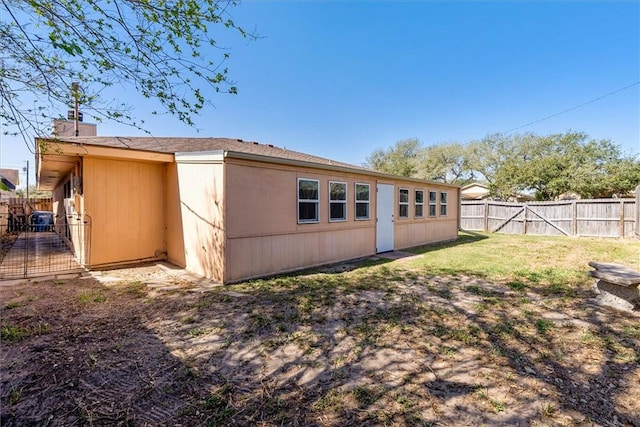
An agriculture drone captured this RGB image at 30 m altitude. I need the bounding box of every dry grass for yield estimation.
[1,232,638,426]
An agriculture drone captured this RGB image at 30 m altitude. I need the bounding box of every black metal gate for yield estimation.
[0,213,91,279]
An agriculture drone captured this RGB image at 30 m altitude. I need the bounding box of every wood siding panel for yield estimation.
[226,227,375,282]
[395,219,458,249]
[84,158,165,266]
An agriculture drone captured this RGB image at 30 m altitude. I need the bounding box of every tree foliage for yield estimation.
[486,132,640,200]
[365,132,640,200]
[364,138,421,177]
[1,0,251,149]
[417,142,475,185]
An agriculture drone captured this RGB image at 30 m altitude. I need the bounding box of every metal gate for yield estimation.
[0,213,91,279]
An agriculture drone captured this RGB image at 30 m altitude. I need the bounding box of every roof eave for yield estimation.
[224,151,460,189]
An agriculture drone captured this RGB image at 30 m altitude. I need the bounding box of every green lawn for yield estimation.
[405,231,639,287]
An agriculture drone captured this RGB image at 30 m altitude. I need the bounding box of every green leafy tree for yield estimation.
[570,140,640,198]
[416,142,475,184]
[468,133,535,199]
[1,0,252,150]
[368,132,639,200]
[483,132,640,200]
[15,185,52,198]
[364,138,421,177]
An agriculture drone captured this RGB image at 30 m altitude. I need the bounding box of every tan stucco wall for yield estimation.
[51,183,66,225]
[165,163,186,268]
[174,161,225,282]
[83,157,166,266]
[223,160,377,282]
[393,183,460,249]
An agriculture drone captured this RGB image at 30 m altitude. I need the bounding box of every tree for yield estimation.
[1,0,251,151]
[364,138,421,177]
[367,132,639,200]
[15,185,52,198]
[481,132,640,200]
[416,142,475,185]
[468,132,535,199]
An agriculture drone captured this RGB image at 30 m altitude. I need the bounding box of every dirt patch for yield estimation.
[1,262,639,426]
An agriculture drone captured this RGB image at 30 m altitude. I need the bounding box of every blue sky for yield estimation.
[2,0,639,187]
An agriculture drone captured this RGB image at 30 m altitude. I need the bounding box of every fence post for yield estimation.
[619,199,625,238]
[572,200,577,237]
[636,185,640,240]
[523,204,528,235]
[483,199,489,232]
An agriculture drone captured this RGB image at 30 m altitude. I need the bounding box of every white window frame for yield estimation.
[429,190,437,217]
[399,188,409,219]
[298,178,319,223]
[415,189,424,218]
[355,183,370,220]
[329,181,347,222]
[440,191,448,216]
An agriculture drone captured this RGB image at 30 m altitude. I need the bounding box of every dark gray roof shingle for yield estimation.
[43,136,366,171]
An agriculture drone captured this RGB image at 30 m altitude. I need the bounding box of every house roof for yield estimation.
[461,182,488,191]
[0,169,19,186]
[41,136,364,171]
[37,136,460,190]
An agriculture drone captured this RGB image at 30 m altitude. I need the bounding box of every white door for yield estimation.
[376,183,394,252]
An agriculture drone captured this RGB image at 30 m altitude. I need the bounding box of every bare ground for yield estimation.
[1,260,639,426]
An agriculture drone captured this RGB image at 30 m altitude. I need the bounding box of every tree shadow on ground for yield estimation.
[1,262,638,426]
[0,276,210,426]
[160,264,638,425]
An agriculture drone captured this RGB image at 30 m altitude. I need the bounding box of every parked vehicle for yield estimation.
[29,211,54,232]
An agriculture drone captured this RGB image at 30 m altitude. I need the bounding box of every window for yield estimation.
[415,190,424,218]
[429,191,437,217]
[440,191,448,216]
[355,183,370,220]
[329,181,347,221]
[399,188,409,218]
[298,179,319,223]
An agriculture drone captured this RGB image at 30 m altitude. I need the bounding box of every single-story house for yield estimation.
[461,182,534,202]
[36,137,460,283]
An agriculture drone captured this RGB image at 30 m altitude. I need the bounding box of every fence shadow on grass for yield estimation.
[407,230,489,256]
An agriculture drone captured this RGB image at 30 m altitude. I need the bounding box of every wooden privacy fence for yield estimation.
[460,199,636,238]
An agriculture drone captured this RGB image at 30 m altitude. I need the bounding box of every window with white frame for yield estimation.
[440,191,448,216]
[429,190,437,217]
[415,190,424,218]
[355,183,370,220]
[298,178,319,223]
[399,188,409,218]
[329,181,347,221]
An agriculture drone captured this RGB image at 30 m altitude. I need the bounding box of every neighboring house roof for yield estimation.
[0,169,19,187]
[37,136,460,189]
[461,182,535,202]
[461,183,490,200]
